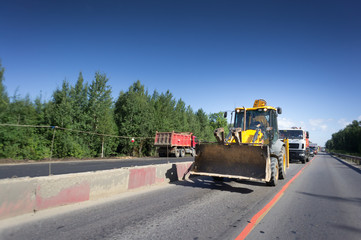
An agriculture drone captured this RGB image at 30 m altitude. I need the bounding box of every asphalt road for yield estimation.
[247,153,361,240]
[0,157,193,179]
[1,153,360,240]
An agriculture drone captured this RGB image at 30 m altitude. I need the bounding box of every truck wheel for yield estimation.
[279,147,286,180]
[180,149,185,158]
[175,149,180,158]
[267,157,279,186]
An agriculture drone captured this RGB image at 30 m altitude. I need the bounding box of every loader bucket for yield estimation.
[190,143,271,182]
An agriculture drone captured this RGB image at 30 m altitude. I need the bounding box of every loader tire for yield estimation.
[279,147,286,180]
[267,157,279,186]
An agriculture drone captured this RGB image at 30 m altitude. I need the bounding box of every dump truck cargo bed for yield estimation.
[154,131,193,147]
[190,143,271,182]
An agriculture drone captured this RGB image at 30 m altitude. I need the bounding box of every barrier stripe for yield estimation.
[235,157,315,240]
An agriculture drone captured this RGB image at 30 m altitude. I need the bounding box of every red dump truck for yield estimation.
[154,131,198,157]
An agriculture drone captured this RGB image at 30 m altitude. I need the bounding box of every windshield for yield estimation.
[279,130,303,139]
[234,109,270,131]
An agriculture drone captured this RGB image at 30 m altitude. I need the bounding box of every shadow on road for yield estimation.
[233,179,269,187]
[166,164,255,194]
[330,155,361,175]
[297,191,361,207]
[170,177,254,194]
[329,223,361,235]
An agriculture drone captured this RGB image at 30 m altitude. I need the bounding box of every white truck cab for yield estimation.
[279,127,309,164]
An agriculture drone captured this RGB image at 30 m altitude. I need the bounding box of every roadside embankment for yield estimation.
[0,161,192,220]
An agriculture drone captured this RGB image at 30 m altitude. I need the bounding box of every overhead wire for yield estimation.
[0,123,155,139]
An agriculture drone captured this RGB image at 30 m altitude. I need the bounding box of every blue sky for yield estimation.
[1,0,361,146]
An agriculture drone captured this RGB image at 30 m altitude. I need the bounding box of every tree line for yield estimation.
[0,61,228,160]
[325,120,361,156]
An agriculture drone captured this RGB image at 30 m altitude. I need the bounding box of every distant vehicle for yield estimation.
[279,127,310,164]
[154,131,198,157]
[309,148,315,157]
[309,143,318,156]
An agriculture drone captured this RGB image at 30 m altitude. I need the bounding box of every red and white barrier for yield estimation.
[0,162,193,220]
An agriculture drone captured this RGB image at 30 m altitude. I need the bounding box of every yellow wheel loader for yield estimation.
[190,99,289,186]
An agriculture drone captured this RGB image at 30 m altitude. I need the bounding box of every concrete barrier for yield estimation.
[0,178,37,219]
[0,161,193,220]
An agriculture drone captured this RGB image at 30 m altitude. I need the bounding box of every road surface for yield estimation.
[246,153,361,240]
[1,153,360,240]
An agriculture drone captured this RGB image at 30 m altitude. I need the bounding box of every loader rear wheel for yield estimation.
[267,157,279,186]
[279,147,286,180]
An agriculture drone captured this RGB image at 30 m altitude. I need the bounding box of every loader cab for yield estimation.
[234,107,279,142]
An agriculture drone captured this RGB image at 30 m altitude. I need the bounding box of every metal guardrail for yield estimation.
[331,152,361,165]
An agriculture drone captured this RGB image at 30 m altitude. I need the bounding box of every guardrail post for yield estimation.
[49,126,57,175]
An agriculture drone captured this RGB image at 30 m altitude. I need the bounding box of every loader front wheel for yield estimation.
[279,147,286,180]
[267,157,279,186]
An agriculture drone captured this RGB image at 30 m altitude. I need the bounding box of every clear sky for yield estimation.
[1,0,361,146]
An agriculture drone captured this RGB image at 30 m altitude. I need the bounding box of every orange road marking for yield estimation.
[235,156,315,240]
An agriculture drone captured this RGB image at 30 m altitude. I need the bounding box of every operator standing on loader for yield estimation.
[190,99,289,186]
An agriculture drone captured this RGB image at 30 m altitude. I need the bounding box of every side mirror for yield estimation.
[277,107,282,114]
[224,112,227,118]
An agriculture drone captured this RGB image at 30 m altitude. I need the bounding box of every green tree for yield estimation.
[44,80,82,158]
[174,99,189,132]
[46,80,73,128]
[0,61,9,120]
[87,72,117,157]
[186,105,200,136]
[114,80,154,156]
[195,109,213,142]
[70,72,89,130]
[151,90,176,132]
[209,112,228,131]
[0,62,48,160]
[326,120,361,155]
[0,94,49,160]
[209,111,229,135]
